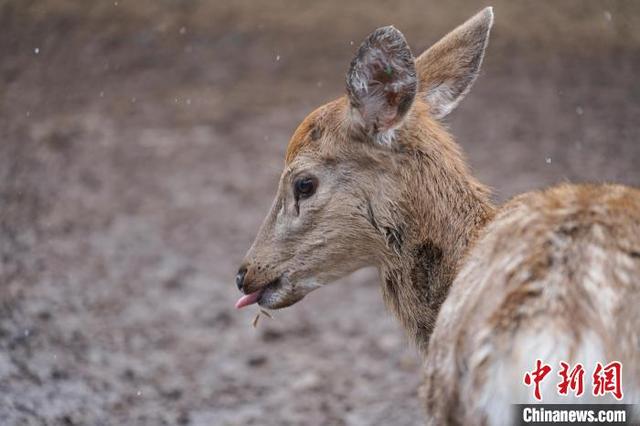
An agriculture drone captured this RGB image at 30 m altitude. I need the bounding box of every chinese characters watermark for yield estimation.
[523,360,623,401]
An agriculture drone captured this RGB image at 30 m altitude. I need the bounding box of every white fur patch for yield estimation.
[374,128,396,146]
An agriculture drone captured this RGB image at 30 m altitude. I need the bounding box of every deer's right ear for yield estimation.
[416,7,494,119]
[346,26,417,142]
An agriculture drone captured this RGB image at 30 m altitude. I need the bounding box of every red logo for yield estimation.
[523,360,623,401]
[592,361,623,400]
[557,362,585,397]
[523,359,552,401]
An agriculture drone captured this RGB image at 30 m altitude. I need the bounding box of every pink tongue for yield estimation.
[235,290,261,309]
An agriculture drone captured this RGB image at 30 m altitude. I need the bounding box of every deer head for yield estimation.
[235,8,494,313]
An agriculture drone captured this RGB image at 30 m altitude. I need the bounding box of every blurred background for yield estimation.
[1,1,639,425]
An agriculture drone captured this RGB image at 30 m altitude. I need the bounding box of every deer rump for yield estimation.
[422,184,640,425]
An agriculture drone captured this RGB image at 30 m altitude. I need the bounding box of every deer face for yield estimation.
[235,8,494,310]
[235,100,388,309]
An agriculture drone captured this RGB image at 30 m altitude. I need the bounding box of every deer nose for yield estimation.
[235,266,247,291]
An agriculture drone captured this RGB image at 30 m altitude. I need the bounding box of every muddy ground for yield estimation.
[1,1,639,425]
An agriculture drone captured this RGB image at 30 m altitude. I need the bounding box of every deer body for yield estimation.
[235,7,640,424]
[424,184,640,424]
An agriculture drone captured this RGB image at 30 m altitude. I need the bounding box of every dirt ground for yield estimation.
[1,1,639,425]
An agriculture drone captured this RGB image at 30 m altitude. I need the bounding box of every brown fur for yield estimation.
[237,7,640,424]
[423,184,640,424]
[285,110,318,163]
[248,93,495,351]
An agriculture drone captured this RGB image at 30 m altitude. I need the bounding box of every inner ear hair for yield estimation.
[346,25,417,140]
[415,7,494,119]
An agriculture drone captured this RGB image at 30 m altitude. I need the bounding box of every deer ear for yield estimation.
[416,7,494,119]
[346,26,417,140]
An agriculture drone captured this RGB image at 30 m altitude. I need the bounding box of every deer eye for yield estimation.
[294,177,318,200]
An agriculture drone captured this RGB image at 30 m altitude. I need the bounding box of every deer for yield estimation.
[234,7,640,425]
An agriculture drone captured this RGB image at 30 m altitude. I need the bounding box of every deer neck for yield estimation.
[375,131,495,356]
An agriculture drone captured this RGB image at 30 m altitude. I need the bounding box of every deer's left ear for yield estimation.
[346,26,417,140]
